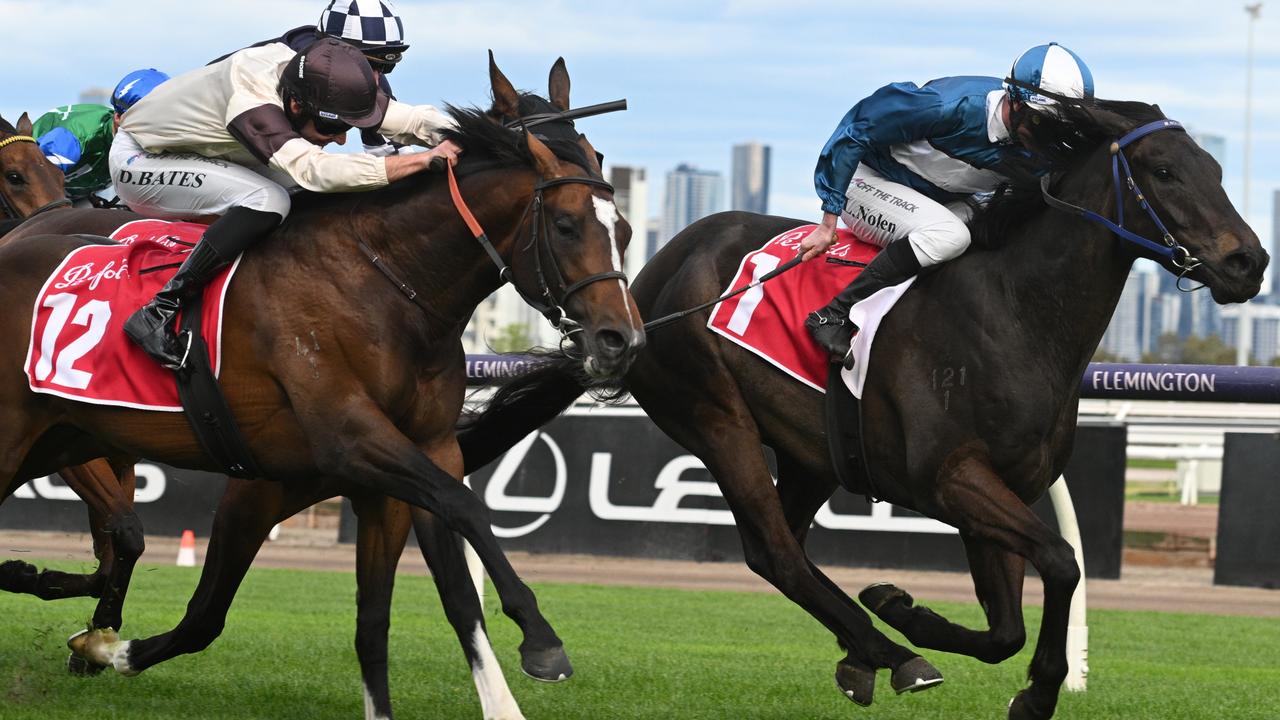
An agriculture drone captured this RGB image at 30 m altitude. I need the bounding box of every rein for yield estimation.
[1040,118,1204,289]
[0,134,73,220]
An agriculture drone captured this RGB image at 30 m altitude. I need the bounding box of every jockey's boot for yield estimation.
[123,206,282,369]
[805,240,923,365]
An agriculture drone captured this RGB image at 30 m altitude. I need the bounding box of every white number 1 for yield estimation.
[34,293,112,389]
[725,254,780,335]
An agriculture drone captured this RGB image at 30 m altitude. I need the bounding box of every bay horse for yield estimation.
[456,99,1266,719]
[0,114,147,651]
[3,55,642,720]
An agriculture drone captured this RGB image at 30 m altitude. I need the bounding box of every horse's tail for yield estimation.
[459,350,619,474]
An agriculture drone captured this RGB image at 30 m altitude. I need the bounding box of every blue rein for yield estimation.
[1040,118,1202,280]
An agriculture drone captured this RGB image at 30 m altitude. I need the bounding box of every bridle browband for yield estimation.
[0,134,73,220]
[1039,118,1203,288]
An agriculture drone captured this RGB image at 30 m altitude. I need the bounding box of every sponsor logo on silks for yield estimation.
[298,55,306,79]
[317,110,341,120]
[55,259,130,291]
[855,205,898,236]
[849,179,919,213]
[117,169,206,188]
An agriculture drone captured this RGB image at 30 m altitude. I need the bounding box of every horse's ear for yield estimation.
[16,112,32,136]
[489,50,520,119]
[525,131,562,179]
[577,134,603,175]
[549,57,571,112]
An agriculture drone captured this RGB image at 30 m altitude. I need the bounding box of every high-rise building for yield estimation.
[1100,270,1161,360]
[662,164,722,244]
[608,165,649,279]
[79,87,111,107]
[731,142,771,214]
[1222,303,1280,364]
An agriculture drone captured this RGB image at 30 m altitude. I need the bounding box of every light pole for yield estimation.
[1238,3,1263,366]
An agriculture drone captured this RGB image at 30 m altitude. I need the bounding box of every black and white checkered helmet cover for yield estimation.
[318,0,405,47]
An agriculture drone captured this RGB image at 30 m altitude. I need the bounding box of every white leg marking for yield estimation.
[469,622,525,720]
[591,196,636,326]
[363,683,390,720]
[465,540,486,608]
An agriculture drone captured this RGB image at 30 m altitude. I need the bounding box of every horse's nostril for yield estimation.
[1224,250,1258,279]
[596,329,627,356]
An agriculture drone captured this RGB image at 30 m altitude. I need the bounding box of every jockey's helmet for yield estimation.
[1006,43,1094,111]
[281,38,389,130]
[317,0,409,74]
[111,69,170,115]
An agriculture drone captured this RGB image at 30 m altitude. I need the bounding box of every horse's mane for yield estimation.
[968,98,1167,251]
[287,92,599,218]
[440,93,598,179]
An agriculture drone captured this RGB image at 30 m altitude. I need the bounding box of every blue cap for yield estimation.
[112,68,170,115]
[1008,43,1094,107]
[37,127,82,173]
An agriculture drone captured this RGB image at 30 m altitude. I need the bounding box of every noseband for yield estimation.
[1040,119,1203,287]
[448,163,624,337]
[0,134,73,220]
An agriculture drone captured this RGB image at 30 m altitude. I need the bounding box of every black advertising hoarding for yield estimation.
[341,410,1125,578]
[1,464,227,538]
[1215,433,1280,589]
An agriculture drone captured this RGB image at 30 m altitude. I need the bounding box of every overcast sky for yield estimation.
[5,1,1279,254]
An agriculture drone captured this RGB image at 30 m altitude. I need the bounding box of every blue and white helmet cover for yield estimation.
[112,68,170,115]
[1007,42,1094,108]
[37,126,82,173]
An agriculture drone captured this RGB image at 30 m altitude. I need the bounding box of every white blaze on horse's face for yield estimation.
[590,196,634,318]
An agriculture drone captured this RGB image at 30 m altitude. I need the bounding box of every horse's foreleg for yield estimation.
[664,425,930,707]
[70,479,289,675]
[412,508,527,719]
[858,533,1028,664]
[351,493,410,720]
[318,404,567,683]
[933,452,1079,720]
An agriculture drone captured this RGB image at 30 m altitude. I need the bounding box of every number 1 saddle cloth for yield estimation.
[25,219,239,411]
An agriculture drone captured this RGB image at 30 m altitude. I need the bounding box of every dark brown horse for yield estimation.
[456,99,1267,719]
[3,55,641,719]
[0,114,146,649]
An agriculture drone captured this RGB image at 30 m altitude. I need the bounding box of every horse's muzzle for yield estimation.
[584,327,644,379]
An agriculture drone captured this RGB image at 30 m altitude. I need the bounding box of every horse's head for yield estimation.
[0,113,66,220]
[1064,101,1268,304]
[482,53,645,379]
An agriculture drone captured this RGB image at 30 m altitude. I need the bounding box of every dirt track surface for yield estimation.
[4,528,1277,618]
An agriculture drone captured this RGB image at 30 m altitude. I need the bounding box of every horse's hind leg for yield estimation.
[926,452,1079,720]
[350,492,409,720]
[859,533,1028,664]
[69,479,293,675]
[412,508,526,719]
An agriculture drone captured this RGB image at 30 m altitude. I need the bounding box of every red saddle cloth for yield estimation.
[706,225,881,391]
[25,219,237,411]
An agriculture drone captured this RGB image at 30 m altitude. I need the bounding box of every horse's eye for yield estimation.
[554,217,576,235]
[1153,167,1174,182]
[4,172,25,186]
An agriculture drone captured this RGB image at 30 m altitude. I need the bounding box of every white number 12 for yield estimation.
[34,293,112,389]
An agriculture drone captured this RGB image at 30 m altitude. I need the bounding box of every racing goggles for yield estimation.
[363,46,408,75]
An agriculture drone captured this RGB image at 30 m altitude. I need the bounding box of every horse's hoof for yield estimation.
[834,661,875,706]
[520,645,573,683]
[891,656,944,695]
[1008,689,1055,720]
[859,582,912,615]
[66,652,105,676]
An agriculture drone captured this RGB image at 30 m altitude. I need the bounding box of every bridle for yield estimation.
[357,99,630,342]
[0,134,72,220]
[1039,118,1204,289]
[447,160,623,338]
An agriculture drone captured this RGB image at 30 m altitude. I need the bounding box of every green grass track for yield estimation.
[2,563,1277,719]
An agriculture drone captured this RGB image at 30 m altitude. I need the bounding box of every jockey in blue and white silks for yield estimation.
[801,42,1095,363]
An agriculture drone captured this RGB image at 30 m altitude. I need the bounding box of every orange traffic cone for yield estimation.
[176,529,196,567]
